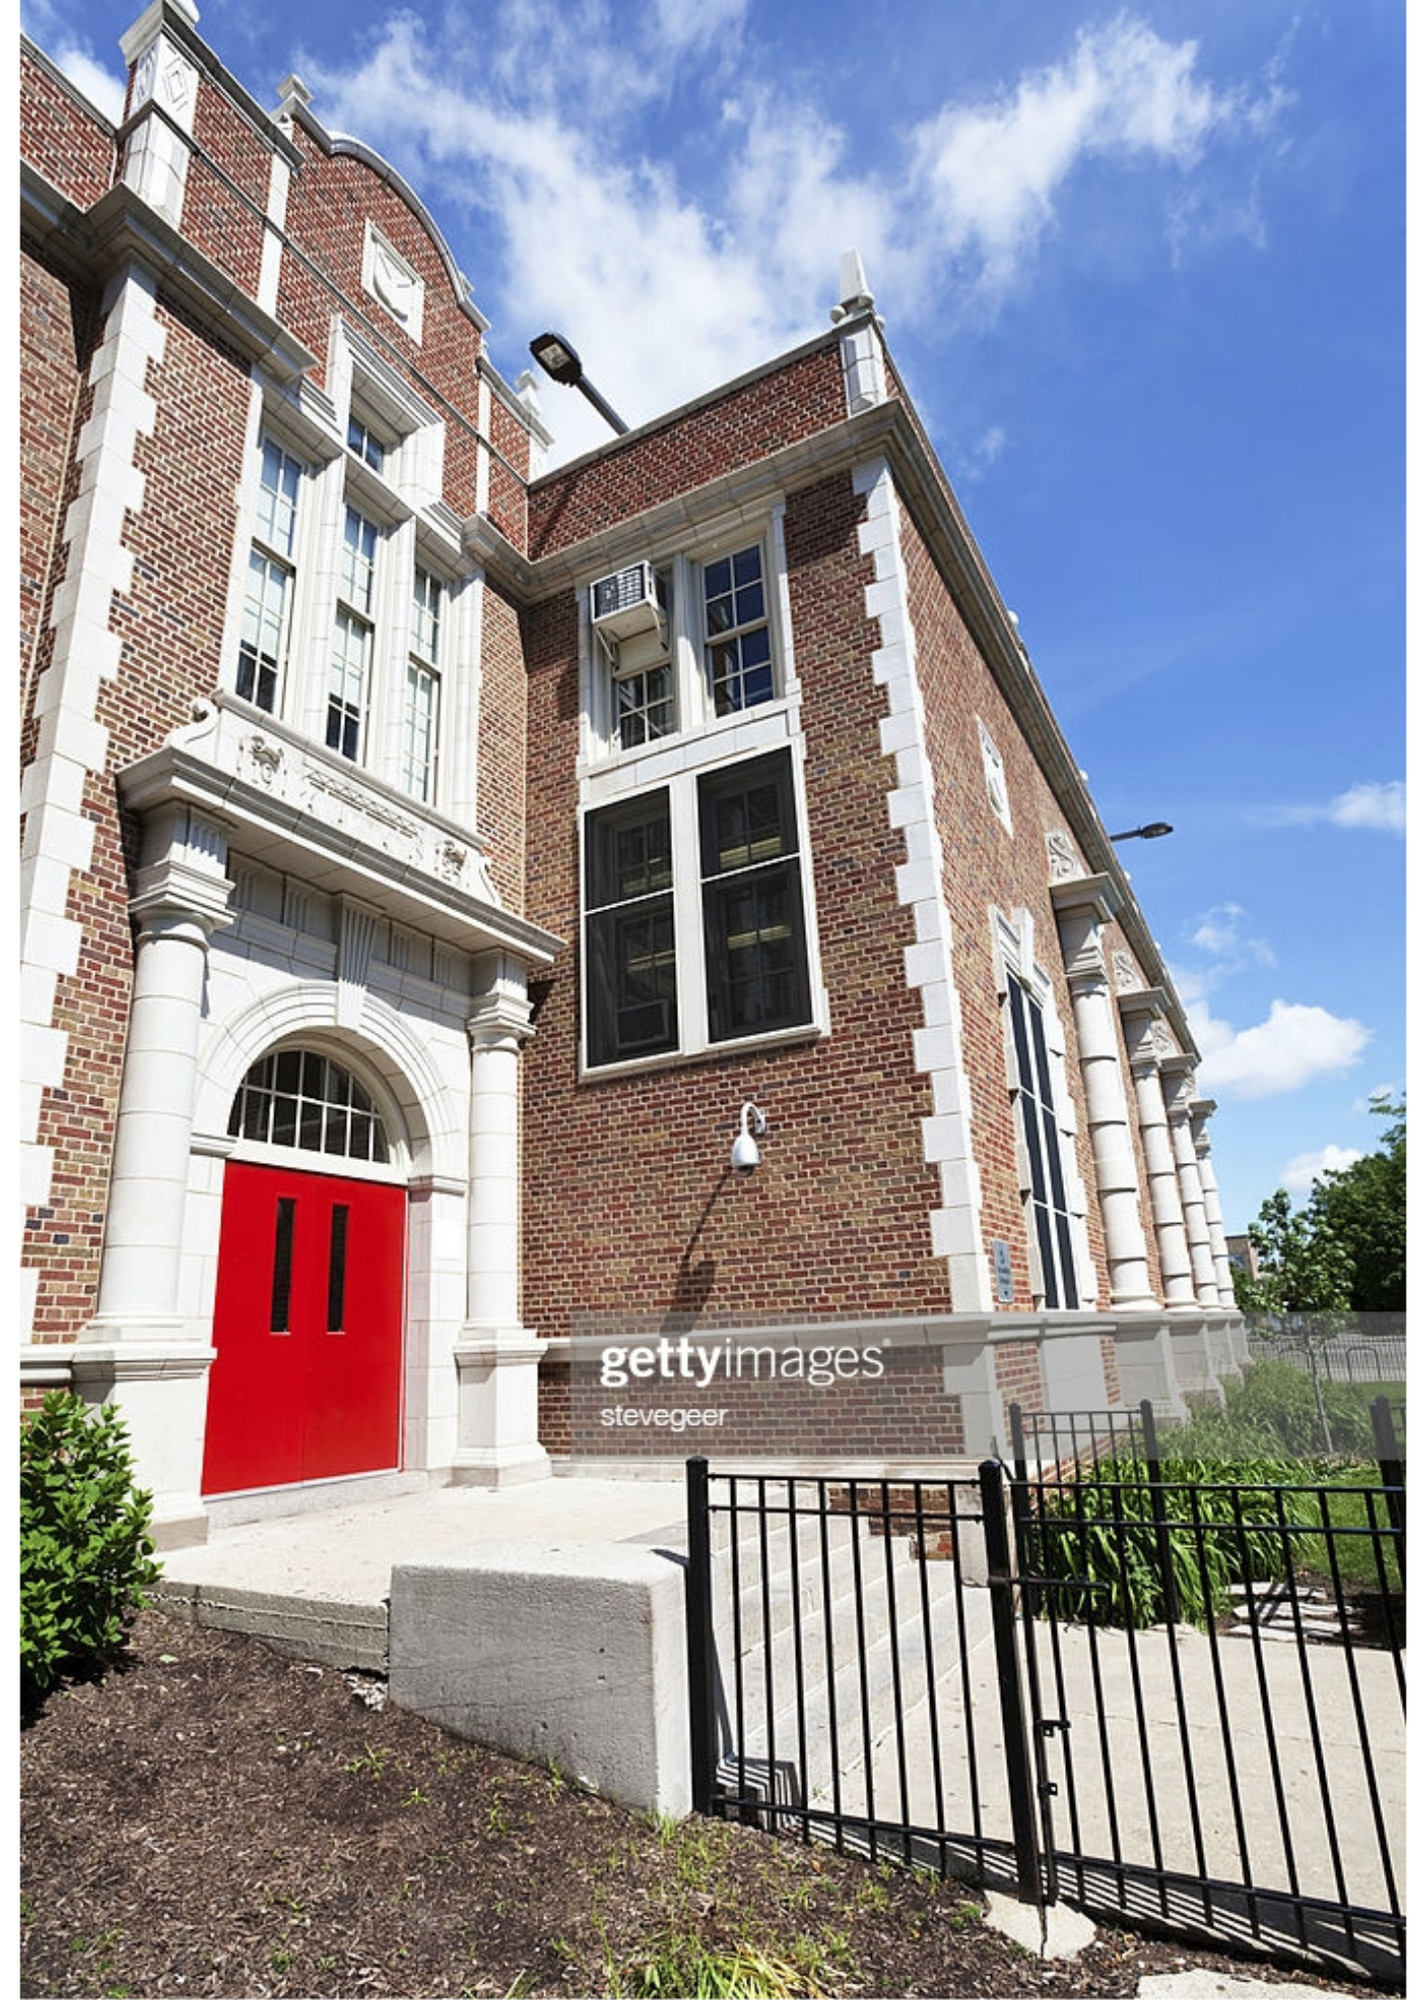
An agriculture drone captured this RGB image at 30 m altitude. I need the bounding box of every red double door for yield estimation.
[202,1160,406,1495]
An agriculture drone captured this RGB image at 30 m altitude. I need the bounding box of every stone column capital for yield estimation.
[466,991,535,1052]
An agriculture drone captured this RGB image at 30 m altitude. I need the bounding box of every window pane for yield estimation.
[699,754,810,1043]
[227,1052,391,1162]
[327,1205,350,1330]
[269,1198,296,1332]
[585,794,678,1066]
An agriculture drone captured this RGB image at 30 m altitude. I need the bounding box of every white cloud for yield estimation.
[1281,1144,1364,1194]
[907,17,1283,296]
[51,42,126,123]
[1251,781,1406,835]
[294,10,1291,456]
[1191,998,1370,1100]
[1183,902,1276,974]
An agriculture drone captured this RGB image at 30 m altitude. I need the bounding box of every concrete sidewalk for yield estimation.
[153,1475,689,1670]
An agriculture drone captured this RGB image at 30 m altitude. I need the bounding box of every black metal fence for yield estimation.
[686,1421,1406,1984]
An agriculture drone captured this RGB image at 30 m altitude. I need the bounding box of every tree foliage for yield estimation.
[1232,1095,1406,1314]
[1305,1096,1406,1312]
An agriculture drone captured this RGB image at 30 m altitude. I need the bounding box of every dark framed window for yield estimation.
[1005,978,1079,1310]
[699,754,809,1043]
[584,791,678,1066]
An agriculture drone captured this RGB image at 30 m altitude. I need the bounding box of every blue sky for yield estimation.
[25,0,1407,1233]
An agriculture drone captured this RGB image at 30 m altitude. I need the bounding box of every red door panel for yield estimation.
[202,1160,405,1496]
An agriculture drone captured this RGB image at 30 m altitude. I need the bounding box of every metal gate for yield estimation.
[685,1420,1405,1984]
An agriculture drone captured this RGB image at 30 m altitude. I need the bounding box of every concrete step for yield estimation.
[714,1553,985,1807]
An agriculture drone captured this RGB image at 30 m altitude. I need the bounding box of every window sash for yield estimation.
[614,663,675,749]
[703,544,774,715]
[256,437,302,557]
[401,658,440,802]
[237,550,291,711]
[585,793,679,1065]
[328,609,371,762]
[1006,978,1079,1310]
[339,506,379,616]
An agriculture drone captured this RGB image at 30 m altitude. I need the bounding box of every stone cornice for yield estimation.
[21,168,316,386]
[1050,872,1123,925]
[118,696,564,967]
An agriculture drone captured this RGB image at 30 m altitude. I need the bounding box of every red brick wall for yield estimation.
[521,467,955,1340]
[564,1343,963,1460]
[899,497,1108,1310]
[275,134,488,516]
[20,45,116,208]
[20,247,97,737]
[24,297,252,1344]
[527,344,851,560]
[178,88,272,297]
[477,584,529,912]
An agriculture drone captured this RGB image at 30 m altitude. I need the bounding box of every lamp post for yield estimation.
[528,332,629,436]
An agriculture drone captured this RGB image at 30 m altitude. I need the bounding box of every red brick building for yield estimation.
[20,3,1243,1544]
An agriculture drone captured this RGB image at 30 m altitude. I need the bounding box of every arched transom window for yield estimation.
[227,1050,391,1164]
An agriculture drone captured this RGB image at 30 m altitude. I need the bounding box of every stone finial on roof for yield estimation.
[276,72,312,119]
[830,247,876,324]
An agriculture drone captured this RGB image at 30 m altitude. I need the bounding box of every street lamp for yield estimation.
[1108,822,1174,842]
[528,332,629,436]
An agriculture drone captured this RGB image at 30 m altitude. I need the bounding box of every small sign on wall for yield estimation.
[993,1239,1015,1305]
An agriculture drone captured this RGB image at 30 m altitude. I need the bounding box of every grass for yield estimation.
[1027,1364,1405,1628]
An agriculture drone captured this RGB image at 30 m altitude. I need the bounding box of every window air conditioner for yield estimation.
[590,561,664,641]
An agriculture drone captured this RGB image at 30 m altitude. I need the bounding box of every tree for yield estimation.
[1232,1188,1354,1314]
[1305,1095,1406,1312]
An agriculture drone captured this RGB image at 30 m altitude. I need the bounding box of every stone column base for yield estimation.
[1109,1313,1189,1426]
[452,1326,551,1487]
[69,1320,215,1547]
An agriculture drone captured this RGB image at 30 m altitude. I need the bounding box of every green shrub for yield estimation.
[20,1391,161,1703]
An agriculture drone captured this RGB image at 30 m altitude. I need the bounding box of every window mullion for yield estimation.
[668,778,706,1054]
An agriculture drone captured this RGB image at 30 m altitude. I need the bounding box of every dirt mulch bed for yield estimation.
[20,1612,1394,1999]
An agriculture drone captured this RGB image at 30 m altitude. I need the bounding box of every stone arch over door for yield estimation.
[189,985,469,1493]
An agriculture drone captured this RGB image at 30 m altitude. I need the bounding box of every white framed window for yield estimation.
[993,908,1092,1311]
[583,747,815,1070]
[347,408,391,474]
[584,521,791,763]
[235,434,304,712]
[327,504,380,763]
[703,542,774,715]
[401,566,443,802]
[1005,976,1080,1309]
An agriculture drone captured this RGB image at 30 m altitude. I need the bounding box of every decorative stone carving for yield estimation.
[1112,949,1139,992]
[1046,827,1081,882]
[245,734,282,786]
[363,223,425,342]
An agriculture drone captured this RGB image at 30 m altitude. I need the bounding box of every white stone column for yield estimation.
[1162,1058,1221,1310]
[76,804,232,1545]
[452,953,550,1486]
[1051,879,1158,1310]
[1190,1099,1238,1308]
[1118,993,1198,1311]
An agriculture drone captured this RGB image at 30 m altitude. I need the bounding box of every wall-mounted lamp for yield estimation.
[528,331,629,436]
[731,1101,767,1174]
[1109,821,1173,842]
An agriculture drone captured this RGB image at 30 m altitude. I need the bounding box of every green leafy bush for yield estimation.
[20,1391,161,1703]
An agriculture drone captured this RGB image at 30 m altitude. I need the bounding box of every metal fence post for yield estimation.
[979,1458,1043,1905]
[1142,1399,1182,1626]
[1371,1396,1406,1582]
[685,1455,717,1816]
